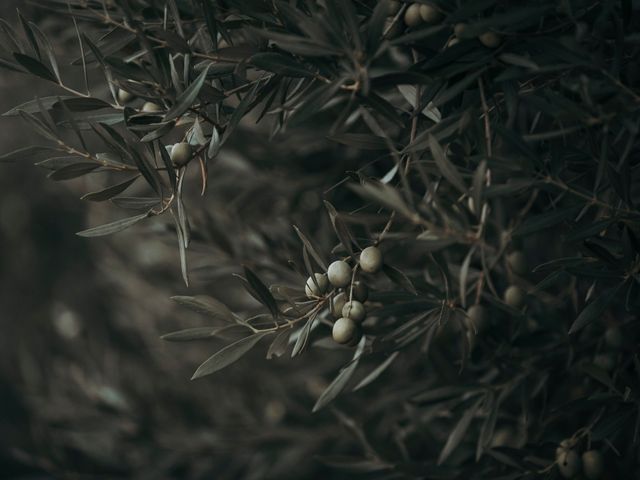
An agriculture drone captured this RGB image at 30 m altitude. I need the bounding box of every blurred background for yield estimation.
[0,3,373,478]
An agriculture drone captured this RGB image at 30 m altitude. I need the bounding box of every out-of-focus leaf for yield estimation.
[438,395,484,465]
[171,295,237,323]
[353,352,399,391]
[76,212,150,237]
[568,285,622,334]
[313,338,364,412]
[250,52,312,77]
[48,162,99,181]
[191,332,270,379]
[513,204,582,236]
[383,264,417,296]
[81,176,139,201]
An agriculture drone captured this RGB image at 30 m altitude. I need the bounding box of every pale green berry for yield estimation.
[142,101,162,113]
[582,450,604,480]
[507,251,528,276]
[404,3,423,27]
[454,23,468,38]
[117,88,134,104]
[170,142,193,167]
[331,292,347,319]
[327,260,352,288]
[419,4,443,24]
[556,438,574,457]
[342,300,366,323]
[557,450,581,478]
[333,317,357,344]
[305,273,328,298]
[359,246,383,273]
[351,281,369,302]
[466,305,488,333]
[504,285,525,309]
[479,31,502,48]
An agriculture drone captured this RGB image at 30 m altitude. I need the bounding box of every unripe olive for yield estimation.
[593,353,615,372]
[582,450,604,480]
[333,317,357,344]
[555,438,574,458]
[404,3,423,27]
[386,0,401,15]
[479,31,502,48]
[351,281,369,302]
[466,305,488,332]
[117,88,134,104]
[327,260,352,288]
[359,246,383,273]
[342,300,366,323]
[142,101,162,113]
[507,251,528,276]
[170,142,193,167]
[331,292,347,319]
[557,450,581,478]
[604,326,623,349]
[419,4,443,24]
[305,273,329,298]
[504,285,525,309]
[453,23,468,38]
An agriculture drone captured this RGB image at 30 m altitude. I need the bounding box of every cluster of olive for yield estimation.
[386,1,502,49]
[556,439,604,479]
[305,246,383,346]
[117,88,163,114]
[117,88,194,167]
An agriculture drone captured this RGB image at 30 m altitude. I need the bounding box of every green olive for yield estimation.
[351,281,369,302]
[504,285,525,309]
[454,23,468,38]
[466,305,488,333]
[117,88,134,104]
[404,3,423,27]
[142,101,162,113]
[555,438,575,457]
[419,4,443,24]
[507,251,528,276]
[359,246,383,273]
[479,31,502,48]
[170,142,193,167]
[557,450,581,478]
[342,300,366,323]
[333,317,357,344]
[582,450,604,480]
[327,260,352,288]
[305,273,329,298]
[331,292,347,319]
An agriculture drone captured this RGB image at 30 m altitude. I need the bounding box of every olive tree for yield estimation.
[2,0,640,478]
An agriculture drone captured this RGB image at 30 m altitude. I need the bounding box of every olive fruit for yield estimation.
[142,101,162,113]
[604,326,623,349]
[170,142,193,167]
[582,450,604,480]
[453,23,468,38]
[466,305,487,333]
[359,246,383,273]
[327,260,352,288]
[333,317,357,344]
[331,292,347,319]
[117,88,134,104]
[305,273,329,298]
[555,438,574,457]
[351,281,369,302]
[342,300,366,323]
[419,4,442,24]
[507,251,528,276]
[504,285,525,309]
[404,3,423,27]
[479,31,502,48]
[557,450,581,479]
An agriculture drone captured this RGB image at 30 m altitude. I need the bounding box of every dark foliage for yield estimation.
[2,0,640,478]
